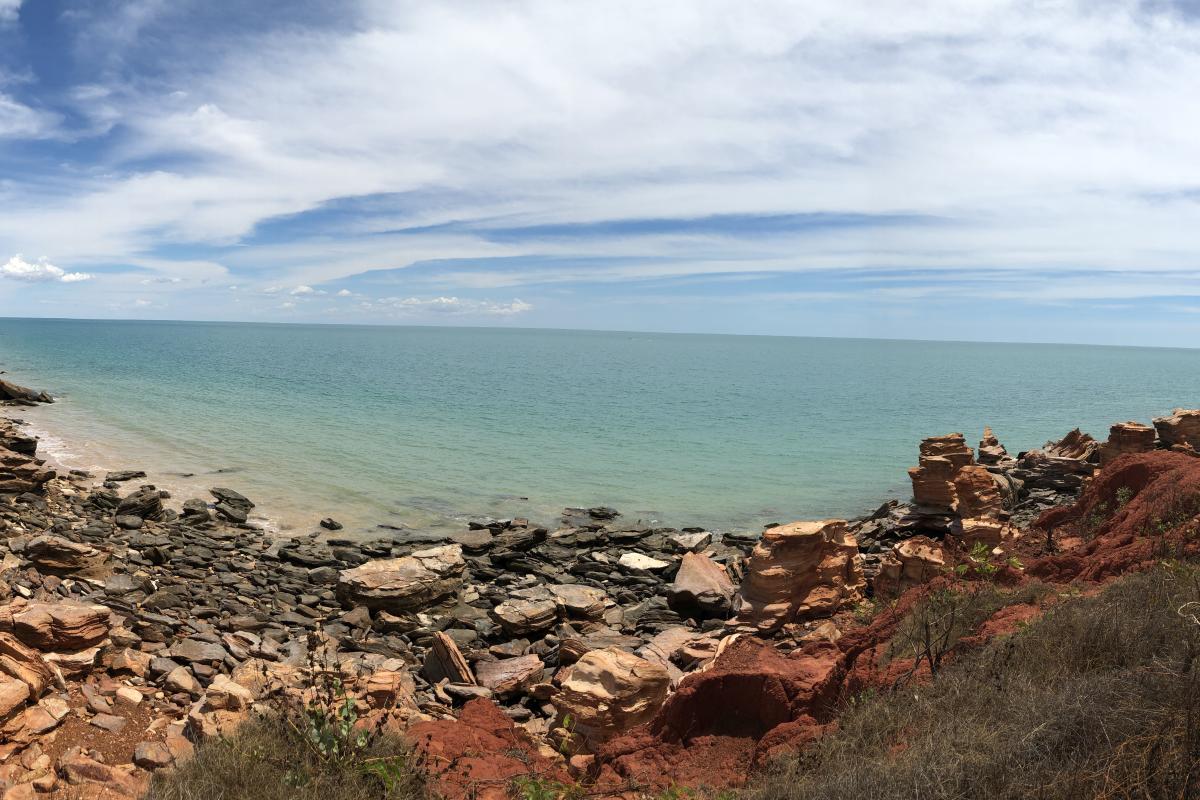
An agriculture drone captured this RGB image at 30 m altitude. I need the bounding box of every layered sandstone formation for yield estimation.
[730,520,864,632]
[873,536,947,597]
[1098,421,1156,465]
[555,648,670,748]
[908,433,974,510]
[977,426,1013,466]
[1153,408,1200,451]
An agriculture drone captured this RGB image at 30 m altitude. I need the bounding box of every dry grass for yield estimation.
[748,561,1200,800]
[143,714,425,800]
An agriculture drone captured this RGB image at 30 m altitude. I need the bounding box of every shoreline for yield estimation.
[1,371,1197,796]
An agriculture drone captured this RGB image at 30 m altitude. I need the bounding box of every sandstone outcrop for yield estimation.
[336,544,465,611]
[555,647,670,748]
[874,536,946,597]
[1098,421,1156,465]
[908,433,974,509]
[977,426,1012,466]
[1043,428,1099,461]
[1152,408,1200,450]
[731,520,863,633]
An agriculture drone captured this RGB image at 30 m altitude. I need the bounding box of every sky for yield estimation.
[2,0,1200,345]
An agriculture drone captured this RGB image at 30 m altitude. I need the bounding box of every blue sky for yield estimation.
[3,0,1200,345]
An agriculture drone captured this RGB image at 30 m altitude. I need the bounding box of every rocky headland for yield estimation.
[0,375,1197,799]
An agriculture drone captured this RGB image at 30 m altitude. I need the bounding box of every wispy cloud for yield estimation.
[2,1,1200,338]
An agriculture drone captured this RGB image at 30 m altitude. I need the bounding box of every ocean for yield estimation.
[2,318,1198,537]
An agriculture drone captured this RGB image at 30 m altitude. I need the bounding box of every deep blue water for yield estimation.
[2,318,1198,535]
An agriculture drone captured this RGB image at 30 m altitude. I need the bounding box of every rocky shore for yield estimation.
[0,375,1198,799]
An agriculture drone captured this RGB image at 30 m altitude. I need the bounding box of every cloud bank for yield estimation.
[0,1,1199,342]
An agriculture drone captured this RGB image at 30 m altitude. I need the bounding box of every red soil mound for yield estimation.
[1030,450,1200,582]
[409,698,569,800]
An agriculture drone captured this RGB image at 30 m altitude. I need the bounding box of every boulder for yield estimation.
[0,448,54,494]
[6,603,110,651]
[23,536,103,572]
[952,465,1004,520]
[667,553,735,618]
[336,544,465,612]
[1099,421,1156,465]
[0,633,55,696]
[474,654,544,697]
[0,677,29,723]
[547,584,608,621]
[618,553,671,573]
[1153,408,1200,449]
[731,520,864,632]
[491,599,557,636]
[360,670,416,709]
[116,486,164,521]
[1043,428,1099,461]
[874,536,946,597]
[555,647,670,748]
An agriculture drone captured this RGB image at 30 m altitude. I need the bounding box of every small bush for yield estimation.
[749,561,1200,800]
[146,635,424,800]
[143,715,424,800]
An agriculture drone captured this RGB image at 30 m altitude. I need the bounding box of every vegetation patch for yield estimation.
[748,560,1200,800]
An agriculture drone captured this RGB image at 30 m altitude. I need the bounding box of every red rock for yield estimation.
[0,678,29,723]
[1043,428,1099,460]
[5,602,110,651]
[1031,450,1200,583]
[952,465,1004,520]
[731,520,863,632]
[873,536,946,597]
[908,433,974,509]
[555,647,669,748]
[0,633,55,697]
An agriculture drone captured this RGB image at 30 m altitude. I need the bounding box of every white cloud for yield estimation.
[290,284,315,295]
[336,288,353,297]
[0,0,21,23]
[6,1,1200,315]
[1,255,92,283]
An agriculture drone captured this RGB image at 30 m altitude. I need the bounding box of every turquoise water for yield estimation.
[2,318,1199,536]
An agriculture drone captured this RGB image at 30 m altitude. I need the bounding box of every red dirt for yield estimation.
[408,698,569,800]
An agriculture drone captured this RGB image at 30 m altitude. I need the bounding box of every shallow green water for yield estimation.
[2,318,1198,536]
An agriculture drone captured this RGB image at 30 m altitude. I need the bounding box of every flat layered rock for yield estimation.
[336,544,465,612]
[24,535,103,572]
[474,654,544,697]
[491,599,557,636]
[7,602,110,651]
